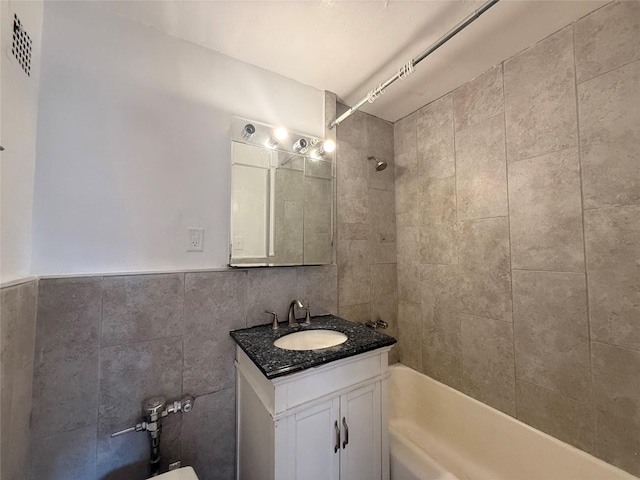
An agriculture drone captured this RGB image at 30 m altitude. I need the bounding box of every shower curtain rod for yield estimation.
[328,0,500,129]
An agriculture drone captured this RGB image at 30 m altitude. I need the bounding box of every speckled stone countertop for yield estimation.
[230,315,397,380]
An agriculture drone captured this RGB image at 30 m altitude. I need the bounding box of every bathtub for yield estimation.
[388,364,637,480]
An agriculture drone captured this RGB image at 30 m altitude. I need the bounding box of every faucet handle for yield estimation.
[300,303,312,326]
[265,310,279,330]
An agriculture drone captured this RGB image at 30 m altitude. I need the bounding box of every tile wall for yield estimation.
[335,104,399,359]
[393,2,639,475]
[27,266,337,480]
[0,279,38,480]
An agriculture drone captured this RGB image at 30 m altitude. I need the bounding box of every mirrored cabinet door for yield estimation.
[230,117,334,267]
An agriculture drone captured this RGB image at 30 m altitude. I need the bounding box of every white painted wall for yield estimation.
[31,1,323,275]
[1,1,43,284]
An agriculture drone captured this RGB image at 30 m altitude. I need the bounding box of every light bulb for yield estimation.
[322,139,336,153]
[274,127,288,141]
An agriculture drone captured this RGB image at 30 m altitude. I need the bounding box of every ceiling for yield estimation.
[96,0,607,123]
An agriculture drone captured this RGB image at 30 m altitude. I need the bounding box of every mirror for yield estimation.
[230,117,334,267]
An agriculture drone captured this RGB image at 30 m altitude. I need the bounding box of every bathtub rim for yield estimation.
[388,363,639,480]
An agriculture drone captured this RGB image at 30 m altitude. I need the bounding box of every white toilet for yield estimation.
[149,466,199,480]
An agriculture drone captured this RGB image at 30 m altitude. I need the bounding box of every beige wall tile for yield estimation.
[337,143,369,225]
[397,226,420,304]
[585,205,640,350]
[337,107,367,150]
[398,301,422,371]
[182,388,236,480]
[338,222,369,241]
[461,314,516,416]
[97,336,183,478]
[369,188,397,264]
[419,222,458,266]
[419,176,458,265]
[0,279,37,465]
[419,177,456,226]
[32,343,99,440]
[455,114,508,221]
[454,65,504,131]
[421,264,460,354]
[338,303,370,324]
[28,425,97,480]
[394,112,416,156]
[422,345,463,391]
[14,281,37,368]
[6,361,33,480]
[37,277,102,348]
[246,268,302,325]
[32,278,101,439]
[371,263,398,327]
[183,334,235,397]
[508,147,585,272]
[102,273,184,346]
[578,60,640,209]
[366,115,395,191]
[417,94,455,182]
[338,239,370,306]
[298,265,338,316]
[458,217,512,322]
[516,381,594,453]
[575,1,640,83]
[591,342,640,477]
[420,264,462,389]
[395,151,418,227]
[504,27,577,162]
[184,270,247,336]
[513,270,591,400]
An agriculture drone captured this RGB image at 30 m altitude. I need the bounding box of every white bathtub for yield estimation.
[389,364,638,480]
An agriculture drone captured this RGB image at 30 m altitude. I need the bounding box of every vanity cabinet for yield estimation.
[235,347,391,480]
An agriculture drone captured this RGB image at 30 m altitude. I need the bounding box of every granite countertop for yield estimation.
[230,315,397,380]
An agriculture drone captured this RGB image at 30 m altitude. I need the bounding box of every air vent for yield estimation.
[12,14,32,77]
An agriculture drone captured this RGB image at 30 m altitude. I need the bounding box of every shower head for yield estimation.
[368,156,387,172]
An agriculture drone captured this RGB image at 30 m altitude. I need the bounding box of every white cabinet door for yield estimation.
[339,382,382,480]
[282,396,341,480]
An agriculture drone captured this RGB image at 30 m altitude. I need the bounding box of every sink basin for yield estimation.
[274,330,348,351]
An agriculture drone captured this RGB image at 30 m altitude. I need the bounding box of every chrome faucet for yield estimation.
[288,300,304,327]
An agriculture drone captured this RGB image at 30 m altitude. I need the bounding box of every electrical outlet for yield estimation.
[233,236,244,251]
[188,228,204,252]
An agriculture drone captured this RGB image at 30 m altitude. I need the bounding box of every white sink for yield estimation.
[274,330,348,351]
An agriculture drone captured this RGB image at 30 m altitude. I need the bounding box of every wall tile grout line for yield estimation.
[100,333,185,350]
[507,143,580,166]
[572,21,598,455]
[29,421,100,442]
[583,200,640,211]
[576,57,640,87]
[500,61,520,419]
[452,87,462,385]
[517,378,593,406]
[510,267,586,274]
[591,339,640,354]
[458,214,509,223]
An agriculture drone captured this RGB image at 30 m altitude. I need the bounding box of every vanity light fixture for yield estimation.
[292,138,308,153]
[241,124,256,140]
